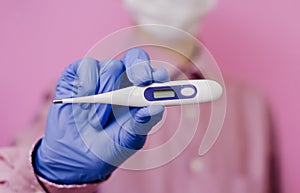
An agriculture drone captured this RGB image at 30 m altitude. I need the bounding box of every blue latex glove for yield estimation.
[34,48,170,184]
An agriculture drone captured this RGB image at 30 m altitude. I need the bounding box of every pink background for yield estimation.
[0,0,299,193]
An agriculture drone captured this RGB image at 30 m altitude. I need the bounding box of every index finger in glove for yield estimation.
[55,58,100,99]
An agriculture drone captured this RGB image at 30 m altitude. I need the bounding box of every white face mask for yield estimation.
[123,0,217,41]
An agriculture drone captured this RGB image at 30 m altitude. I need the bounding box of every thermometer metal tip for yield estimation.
[53,99,63,104]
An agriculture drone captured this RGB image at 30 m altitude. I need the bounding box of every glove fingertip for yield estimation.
[122,48,150,63]
[134,105,164,123]
[147,105,165,117]
[152,67,170,83]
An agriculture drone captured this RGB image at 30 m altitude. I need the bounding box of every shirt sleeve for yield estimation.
[0,88,104,193]
[0,143,43,192]
[0,140,102,193]
[31,139,103,193]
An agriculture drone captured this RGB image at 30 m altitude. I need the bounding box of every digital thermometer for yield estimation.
[53,80,223,107]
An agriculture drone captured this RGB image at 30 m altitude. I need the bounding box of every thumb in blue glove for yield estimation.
[34,48,170,184]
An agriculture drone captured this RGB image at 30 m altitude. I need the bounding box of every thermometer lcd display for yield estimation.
[154,89,175,99]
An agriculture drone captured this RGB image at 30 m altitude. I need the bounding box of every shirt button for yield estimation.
[190,158,205,173]
[183,106,198,120]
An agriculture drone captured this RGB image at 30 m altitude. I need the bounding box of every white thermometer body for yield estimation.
[53,80,223,107]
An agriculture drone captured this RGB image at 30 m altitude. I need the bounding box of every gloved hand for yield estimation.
[34,48,170,184]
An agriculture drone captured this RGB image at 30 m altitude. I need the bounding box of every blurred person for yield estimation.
[0,0,280,193]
